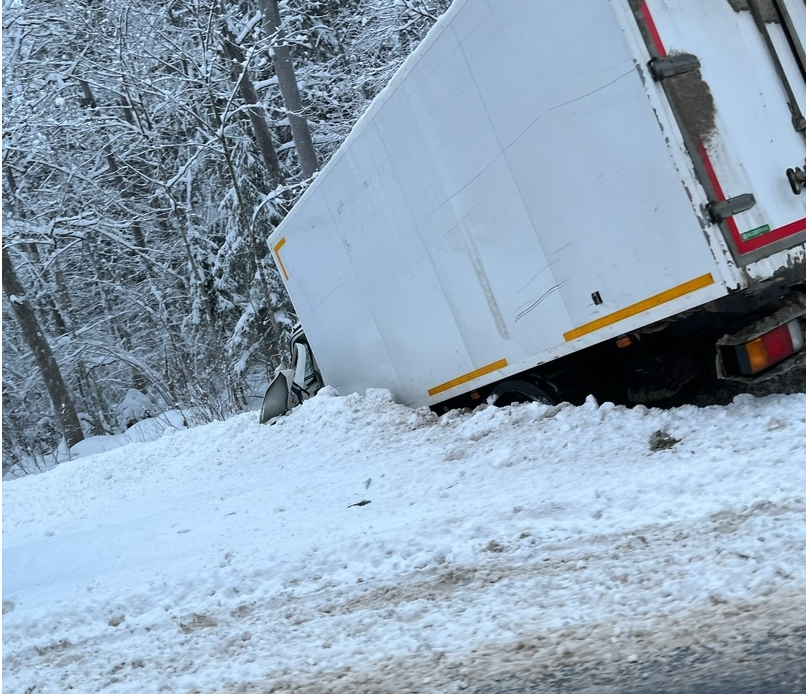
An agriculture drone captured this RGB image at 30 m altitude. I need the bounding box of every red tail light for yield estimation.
[735,320,803,375]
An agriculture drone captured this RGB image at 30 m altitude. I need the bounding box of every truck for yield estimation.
[261,0,806,422]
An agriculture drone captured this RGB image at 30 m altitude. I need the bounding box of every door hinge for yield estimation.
[648,53,701,81]
[706,193,756,223]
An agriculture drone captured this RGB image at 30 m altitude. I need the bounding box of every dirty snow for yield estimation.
[3,389,806,693]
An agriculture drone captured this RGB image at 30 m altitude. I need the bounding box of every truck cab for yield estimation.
[259,325,323,423]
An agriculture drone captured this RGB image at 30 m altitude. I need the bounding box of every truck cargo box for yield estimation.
[268,0,806,411]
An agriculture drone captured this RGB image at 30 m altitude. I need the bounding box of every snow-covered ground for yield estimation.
[3,389,806,693]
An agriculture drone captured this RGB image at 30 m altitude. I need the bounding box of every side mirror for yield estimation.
[260,333,324,423]
[259,369,295,423]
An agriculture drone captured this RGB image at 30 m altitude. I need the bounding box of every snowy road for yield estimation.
[3,389,806,693]
[473,632,806,694]
[213,499,806,694]
[7,515,805,694]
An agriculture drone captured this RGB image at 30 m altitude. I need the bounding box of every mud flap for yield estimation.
[259,372,293,424]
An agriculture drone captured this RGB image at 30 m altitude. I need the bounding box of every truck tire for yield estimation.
[488,379,557,407]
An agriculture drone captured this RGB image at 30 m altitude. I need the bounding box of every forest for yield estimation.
[2,0,451,473]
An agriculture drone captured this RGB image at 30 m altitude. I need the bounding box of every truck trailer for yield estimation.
[262,0,806,420]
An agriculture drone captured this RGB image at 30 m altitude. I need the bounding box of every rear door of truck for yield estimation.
[628,0,806,265]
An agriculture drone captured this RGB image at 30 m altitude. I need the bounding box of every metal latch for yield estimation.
[648,53,701,81]
[706,193,756,223]
[787,162,806,195]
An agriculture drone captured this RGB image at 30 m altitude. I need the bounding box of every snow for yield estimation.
[113,389,158,431]
[3,389,806,693]
[69,410,189,462]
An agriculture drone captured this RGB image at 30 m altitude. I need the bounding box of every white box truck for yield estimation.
[262,0,806,420]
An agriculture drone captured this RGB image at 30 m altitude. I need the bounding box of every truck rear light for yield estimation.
[789,319,805,351]
[735,320,803,375]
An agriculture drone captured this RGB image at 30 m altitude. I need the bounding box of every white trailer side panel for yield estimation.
[445,0,720,328]
[272,0,741,406]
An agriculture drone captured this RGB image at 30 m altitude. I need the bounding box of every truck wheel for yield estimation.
[488,379,557,407]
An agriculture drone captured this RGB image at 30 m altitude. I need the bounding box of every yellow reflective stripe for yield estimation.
[274,237,289,280]
[428,358,508,397]
[564,273,715,342]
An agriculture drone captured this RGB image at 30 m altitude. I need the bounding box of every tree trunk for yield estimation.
[220,21,285,188]
[79,79,148,249]
[257,0,319,179]
[4,168,71,337]
[2,246,84,449]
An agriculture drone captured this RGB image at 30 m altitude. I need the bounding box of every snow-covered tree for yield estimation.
[2,0,449,463]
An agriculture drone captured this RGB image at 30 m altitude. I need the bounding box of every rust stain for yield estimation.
[665,63,718,143]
